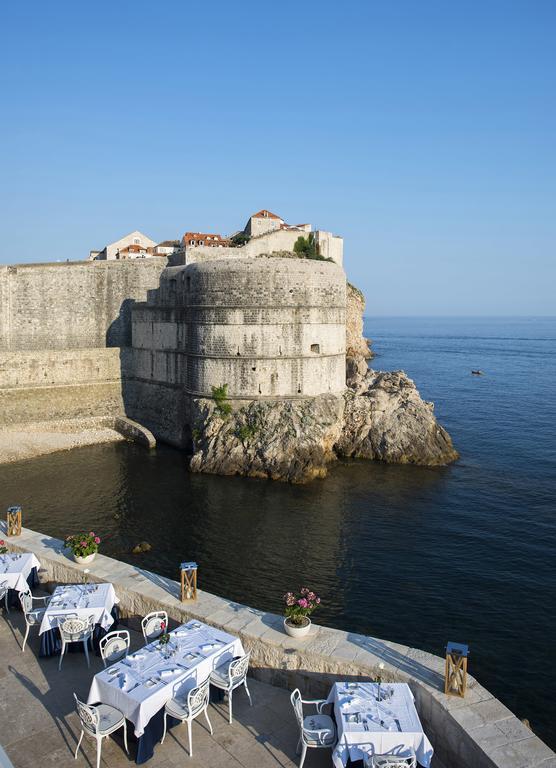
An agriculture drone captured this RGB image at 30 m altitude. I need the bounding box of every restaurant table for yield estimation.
[327,682,434,767]
[88,619,244,763]
[0,552,40,608]
[38,582,119,657]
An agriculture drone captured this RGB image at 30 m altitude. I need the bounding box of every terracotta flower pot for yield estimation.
[284,617,312,638]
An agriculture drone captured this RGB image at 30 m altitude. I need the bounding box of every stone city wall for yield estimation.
[0,260,165,430]
[0,348,128,426]
[0,259,167,351]
[5,525,554,768]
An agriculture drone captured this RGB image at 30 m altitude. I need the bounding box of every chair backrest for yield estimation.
[73,693,99,734]
[18,589,32,616]
[187,677,210,715]
[60,617,89,642]
[99,630,130,665]
[141,610,168,642]
[228,652,250,683]
[369,753,417,768]
[290,688,304,731]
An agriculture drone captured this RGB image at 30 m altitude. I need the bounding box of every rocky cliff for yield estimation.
[188,281,458,482]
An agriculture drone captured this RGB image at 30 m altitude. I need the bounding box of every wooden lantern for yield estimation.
[7,506,22,537]
[180,561,198,602]
[445,641,469,697]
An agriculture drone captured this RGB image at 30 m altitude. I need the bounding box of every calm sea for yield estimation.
[1,317,555,747]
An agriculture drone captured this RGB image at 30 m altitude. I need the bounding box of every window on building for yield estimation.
[134,238,140,244]
[199,240,204,246]
[311,344,320,353]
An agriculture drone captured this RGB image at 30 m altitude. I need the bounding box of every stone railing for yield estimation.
[3,525,554,768]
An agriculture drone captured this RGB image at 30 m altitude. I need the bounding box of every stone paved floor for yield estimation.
[0,607,329,768]
[0,606,445,768]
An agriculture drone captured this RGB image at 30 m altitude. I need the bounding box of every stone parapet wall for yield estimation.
[4,526,554,768]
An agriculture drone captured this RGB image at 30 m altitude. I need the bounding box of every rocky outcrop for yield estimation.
[188,371,457,482]
[189,395,343,483]
[347,282,372,349]
[337,370,459,466]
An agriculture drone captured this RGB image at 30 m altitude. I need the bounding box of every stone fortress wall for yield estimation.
[122,256,347,447]
[0,254,349,449]
[0,260,166,426]
[130,257,346,399]
[183,227,343,267]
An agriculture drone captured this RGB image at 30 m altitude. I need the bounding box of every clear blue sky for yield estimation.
[1,1,554,315]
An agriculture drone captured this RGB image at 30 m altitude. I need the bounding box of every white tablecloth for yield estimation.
[88,619,244,737]
[0,552,40,593]
[39,583,119,634]
[327,682,434,768]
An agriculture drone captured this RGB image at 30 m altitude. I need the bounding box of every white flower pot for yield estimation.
[73,553,96,565]
[284,617,312,638]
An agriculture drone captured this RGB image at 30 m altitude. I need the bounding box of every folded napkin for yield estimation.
[159,667,180,679]
[200,642,219,652]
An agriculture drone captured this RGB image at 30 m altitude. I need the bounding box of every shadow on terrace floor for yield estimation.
[0,609,324,768]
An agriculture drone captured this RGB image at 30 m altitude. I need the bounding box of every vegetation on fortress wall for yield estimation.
[293,234,333,262]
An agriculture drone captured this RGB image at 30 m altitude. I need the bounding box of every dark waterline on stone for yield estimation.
[1,316,555,749]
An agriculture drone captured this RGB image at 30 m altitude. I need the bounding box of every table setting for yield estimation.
[327,682,434,767]
[88,618,244,763]
[0,552,40,607]
[39,582,120,657]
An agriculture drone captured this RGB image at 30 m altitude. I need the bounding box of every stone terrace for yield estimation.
[0,609,326,768]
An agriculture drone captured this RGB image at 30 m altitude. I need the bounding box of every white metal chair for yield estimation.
[141,610,168,643]
[99,629,130,668]
[18,588,51,651]
[0,580,9,613]
[290,688,336,768]
[161,677,213,756]
[73,693,128,768]
[366,753,417,768]
[209,652,252,724]
[58,615,95,671]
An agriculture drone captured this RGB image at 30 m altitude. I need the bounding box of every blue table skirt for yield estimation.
[39,604,120,657]
[6,567,39,608]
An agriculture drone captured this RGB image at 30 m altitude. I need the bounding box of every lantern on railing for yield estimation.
[180,562,198,602]
[6,506,22,537]
[445,641,469,697]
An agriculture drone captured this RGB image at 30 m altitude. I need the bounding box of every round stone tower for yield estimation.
[158,256,346,399]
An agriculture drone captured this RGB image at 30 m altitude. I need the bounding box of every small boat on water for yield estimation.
[471,370,484,376]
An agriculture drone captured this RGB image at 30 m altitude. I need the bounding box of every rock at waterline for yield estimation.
[132,541,152,555]
[188,371,458,483]
[337,370,459,466]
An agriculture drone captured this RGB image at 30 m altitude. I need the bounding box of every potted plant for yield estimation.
[283,587,321,638]
[0,540,8,555]
[65,531,101,564]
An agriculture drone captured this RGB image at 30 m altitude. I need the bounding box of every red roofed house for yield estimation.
[182,232,231,248]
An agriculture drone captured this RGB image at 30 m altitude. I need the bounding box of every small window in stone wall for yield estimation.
[311,344,320,354]
[186,276,191,290]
